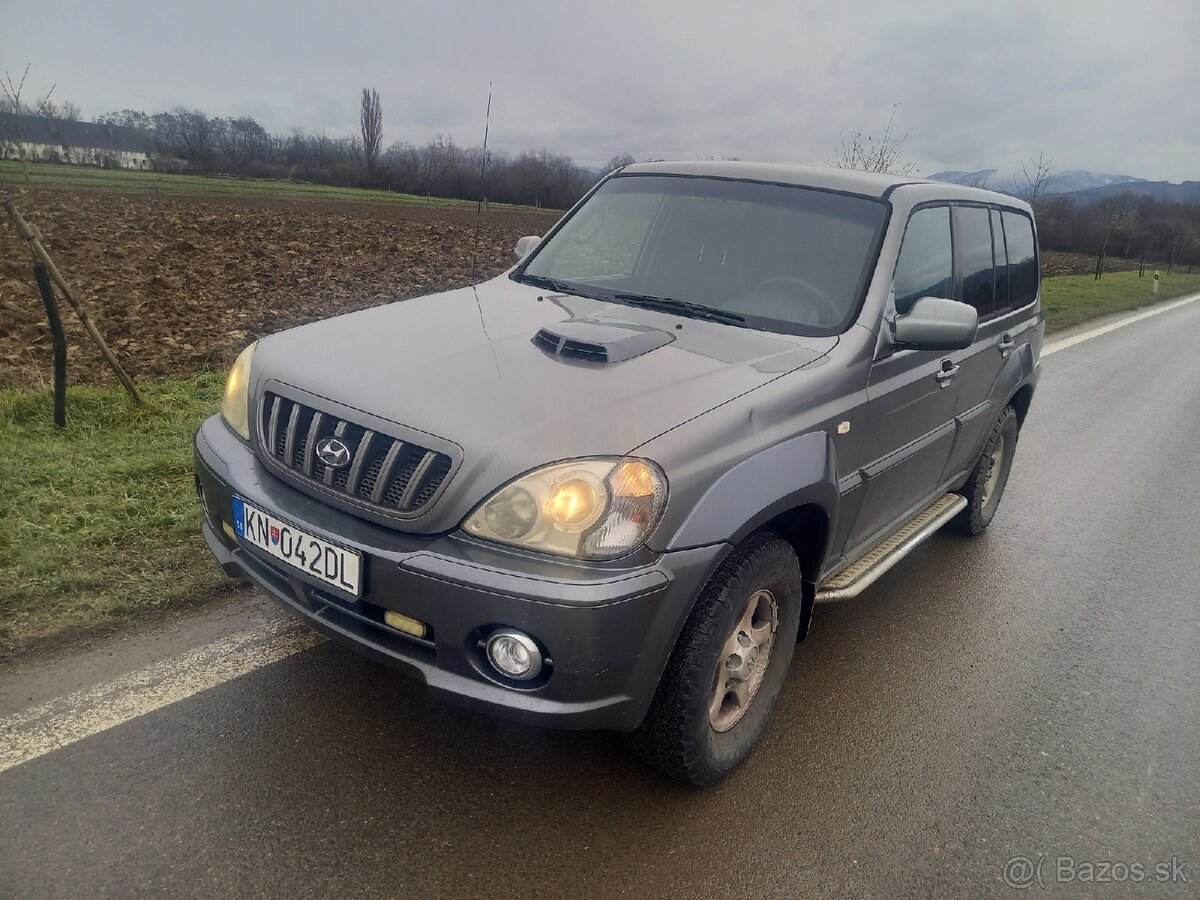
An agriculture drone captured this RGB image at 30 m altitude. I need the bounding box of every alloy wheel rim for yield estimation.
[981,434,1005,507]
[709,589,778,732]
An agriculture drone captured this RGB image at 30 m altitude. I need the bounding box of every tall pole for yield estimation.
[470,82,493,280]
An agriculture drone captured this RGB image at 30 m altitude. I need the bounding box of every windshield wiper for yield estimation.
[518,273,608,299]
[611,292,746,324]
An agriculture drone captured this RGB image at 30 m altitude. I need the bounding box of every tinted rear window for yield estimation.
[1002,210,1038,308]
[991,208,1010,313]
[957,206,995,318]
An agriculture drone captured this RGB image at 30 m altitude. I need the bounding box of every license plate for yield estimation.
[231,497,362,596]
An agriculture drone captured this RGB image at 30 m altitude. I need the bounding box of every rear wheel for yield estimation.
[949,405,1018,535]
[625,533,803,785]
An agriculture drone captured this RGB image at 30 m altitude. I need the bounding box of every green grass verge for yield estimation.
[1041,270,1200,333]
[2,270,1198,656]
[0,159,544,212]
[0,374,244,657]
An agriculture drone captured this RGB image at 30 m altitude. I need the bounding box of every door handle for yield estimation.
[998,333,1015,357]
[935,362,960,387]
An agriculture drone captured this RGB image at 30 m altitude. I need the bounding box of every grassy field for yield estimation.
[3,271,1198,658]
[0,375,245,657]
[0,159,542,211]
[1040,270,1200,332]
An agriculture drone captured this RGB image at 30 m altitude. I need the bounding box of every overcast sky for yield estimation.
[3,0,1197,181]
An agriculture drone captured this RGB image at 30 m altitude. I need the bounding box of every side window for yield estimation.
[991,208,1010,313]
[893,206,953,314]
[956,206,995,318]
[1001,210,1038,308]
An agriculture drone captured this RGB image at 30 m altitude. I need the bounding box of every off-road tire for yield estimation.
[624,532,803,785]
[949,404,1019,536]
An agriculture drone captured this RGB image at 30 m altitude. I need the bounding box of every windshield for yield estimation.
[518,174,888,335]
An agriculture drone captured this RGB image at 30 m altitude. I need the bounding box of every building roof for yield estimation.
[0,112,156,154]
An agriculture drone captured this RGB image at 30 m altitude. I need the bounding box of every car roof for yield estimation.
[617,160,1030,210]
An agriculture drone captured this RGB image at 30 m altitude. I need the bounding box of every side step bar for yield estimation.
[815,493,967,602]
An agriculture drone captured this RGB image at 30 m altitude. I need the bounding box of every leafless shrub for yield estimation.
[1014,153,1055,205]
[828,104,918,175]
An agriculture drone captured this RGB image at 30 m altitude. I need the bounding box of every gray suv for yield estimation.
[195,161,1041,784]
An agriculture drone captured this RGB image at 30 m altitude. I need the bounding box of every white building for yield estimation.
[0,113,156,170]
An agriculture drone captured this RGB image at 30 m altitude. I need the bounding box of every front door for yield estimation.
[844,205,962,554]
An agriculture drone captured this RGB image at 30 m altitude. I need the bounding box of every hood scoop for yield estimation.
[532,317,675,364]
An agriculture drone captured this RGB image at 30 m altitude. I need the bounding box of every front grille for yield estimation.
[258,392,453,516]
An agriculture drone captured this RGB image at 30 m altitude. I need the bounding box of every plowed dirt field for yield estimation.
[1,189,560,388]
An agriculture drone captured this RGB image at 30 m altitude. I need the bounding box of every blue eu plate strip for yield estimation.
[231,496,247,538]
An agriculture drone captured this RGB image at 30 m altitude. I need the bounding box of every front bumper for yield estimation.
[195,415,724,731]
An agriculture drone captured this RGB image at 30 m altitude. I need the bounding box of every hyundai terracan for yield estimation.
[196,161,1042,784]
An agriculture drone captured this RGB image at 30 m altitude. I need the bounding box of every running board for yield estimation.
[815,493,967,602]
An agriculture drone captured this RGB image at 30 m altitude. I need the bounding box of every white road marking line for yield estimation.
[3,288,1198,774]
[0,619,324,774]
[1042,291,1200,357]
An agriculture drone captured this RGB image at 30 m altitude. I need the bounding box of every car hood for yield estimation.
[250,276,837,532]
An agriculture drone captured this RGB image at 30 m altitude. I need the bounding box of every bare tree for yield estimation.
[173,107,215,159]
[360,88,382,177]
[1,66,60,120]
[313,127,332,167]
[603,153,636,174]
[1014,153,1054,205]
[34,96,80,120]
[30,88,61,118]
[0,65,42,178]
[1092,194,1136,280]
[828,104,918,175]
[0,69,28,169]
[96,109,151,130]
[0,65,31,116]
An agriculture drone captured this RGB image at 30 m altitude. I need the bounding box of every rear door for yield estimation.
[943,206,1040,477]
[844,205,962,554]
[942,204,1003,476]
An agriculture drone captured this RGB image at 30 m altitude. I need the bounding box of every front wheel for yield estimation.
[625,533,803,785]
[949,405,1019,535]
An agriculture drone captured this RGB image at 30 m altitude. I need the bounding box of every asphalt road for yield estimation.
[3,299,1199,898]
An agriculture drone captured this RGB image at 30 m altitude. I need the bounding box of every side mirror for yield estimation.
[891,296,978,352]
[514,235,541,263]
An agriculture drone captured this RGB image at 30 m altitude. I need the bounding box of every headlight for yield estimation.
[464,458,667,559]
[221,342,257,440]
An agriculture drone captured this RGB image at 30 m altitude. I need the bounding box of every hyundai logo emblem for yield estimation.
[315,437,352,468]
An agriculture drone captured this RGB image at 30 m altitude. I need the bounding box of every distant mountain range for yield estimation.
[1064,180,1200,203]
[930,168,1200,203]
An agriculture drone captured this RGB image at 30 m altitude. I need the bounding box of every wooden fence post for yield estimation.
[3,198,142,405]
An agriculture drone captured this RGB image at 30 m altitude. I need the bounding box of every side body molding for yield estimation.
[663,431,839,554]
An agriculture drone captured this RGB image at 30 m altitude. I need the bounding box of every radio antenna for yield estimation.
[470,81,493,279]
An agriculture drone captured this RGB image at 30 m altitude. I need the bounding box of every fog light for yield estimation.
[485,629,543,681]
